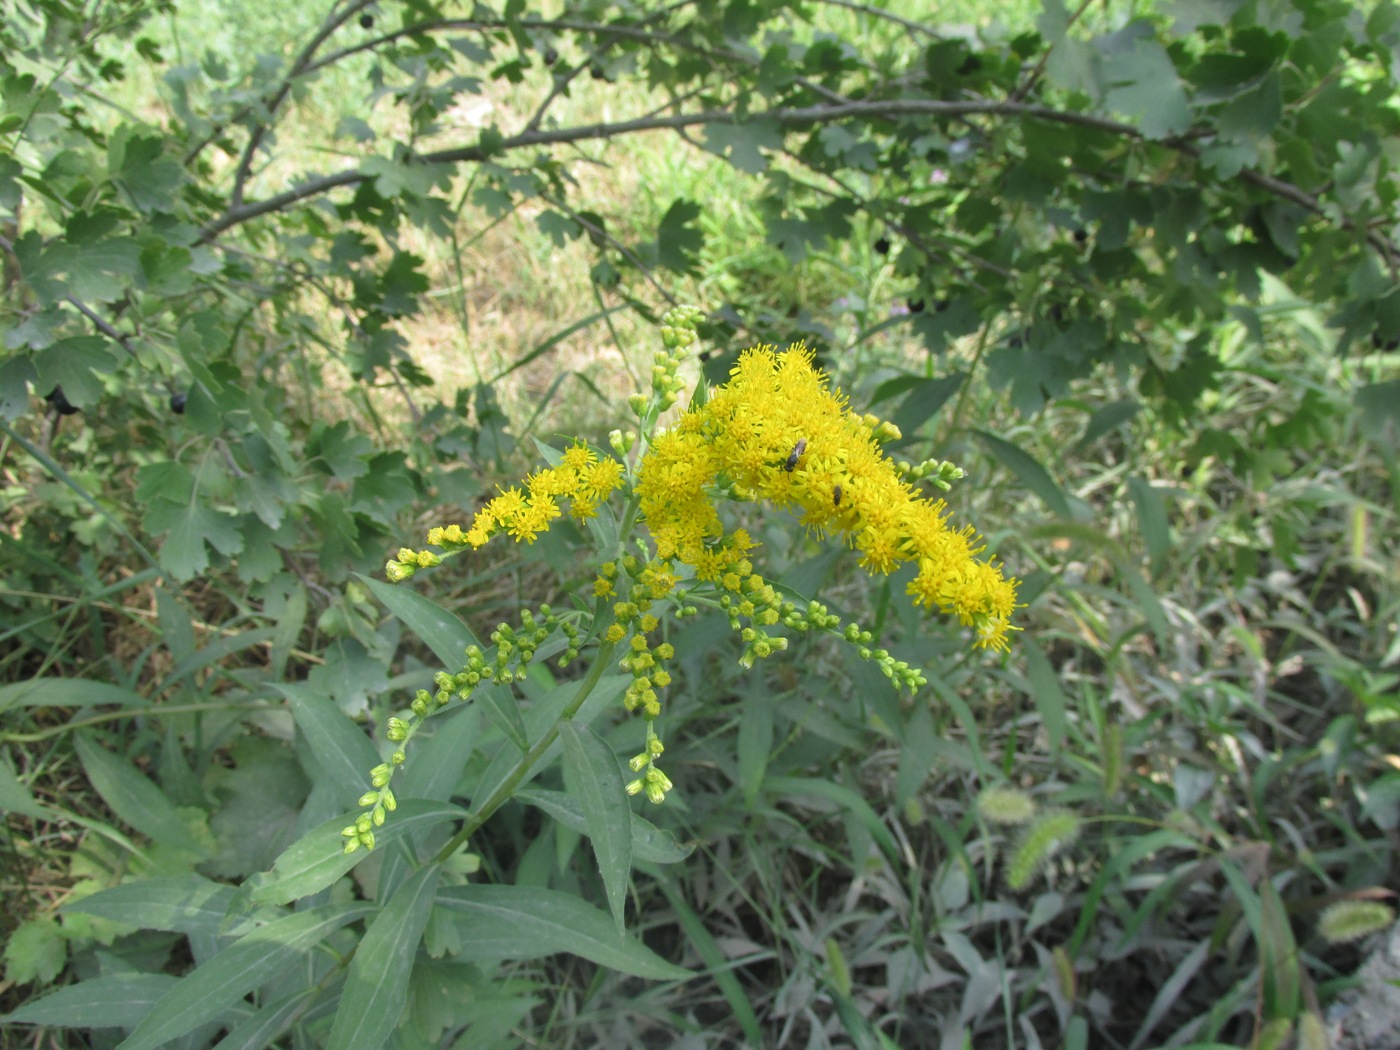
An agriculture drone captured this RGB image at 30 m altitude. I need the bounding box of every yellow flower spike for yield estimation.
[634,342,1019,648]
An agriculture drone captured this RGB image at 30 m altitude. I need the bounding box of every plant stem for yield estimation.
[431,638,618,864]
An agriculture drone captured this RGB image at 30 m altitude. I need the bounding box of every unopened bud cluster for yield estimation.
[600,555,681,802]
[629,303,702,417]
[385,546,443,583]
[897,457,966,492]
[343,603,578,853]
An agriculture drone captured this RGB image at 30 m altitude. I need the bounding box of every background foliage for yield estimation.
[2,0,1398,1046]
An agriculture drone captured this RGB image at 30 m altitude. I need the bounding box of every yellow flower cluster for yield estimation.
[460,443,624,547]
[635,344,1019,651]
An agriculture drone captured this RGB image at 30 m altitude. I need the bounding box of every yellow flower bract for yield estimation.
[635,344,1019,650]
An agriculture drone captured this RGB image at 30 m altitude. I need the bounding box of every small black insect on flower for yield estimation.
[833,484,842,507]
[784,438,807,472]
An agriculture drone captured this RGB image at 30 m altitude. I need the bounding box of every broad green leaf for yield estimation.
[895,705,937,808]
[436,884,691,980]
[1023,642,1068,751]
[117,902,374,1050]
[328,864,440,1050]
[702,119,783,173]
[1102,37,1191,139]
[33,336,117,406]
[2,974,180,1029]
[972,430,1074,519]
[889,374,964,441]
[277,682,380,797]
[142,499,244,580]
[241,800,466,907]
[359,574,478,669]
[560,721,632,934]
[656,198,704,274]
[64,876,234,936]
[401,703,480,801]
[515,789,692,864]
[1258,877,1301,1021]
[73,733,204,854]
[1075,399,1141,449]
[3,916,67,985]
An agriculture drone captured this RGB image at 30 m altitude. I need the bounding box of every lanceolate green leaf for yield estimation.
[436,884,691,981]
[328,864,441,1050]
[72,732,204,854]
[359,574,479,669]
[972,430,1074,520]
[515,788,692,864]
[242,800,466,907]
[117,902,374,1050]
[0,677,149,716]
[277,682,380,797]
[560,720,632,934]
[64,875,234,936]
[2,974,181,1029]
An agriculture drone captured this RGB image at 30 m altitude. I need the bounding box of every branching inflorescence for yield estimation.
[345,307,1018,852]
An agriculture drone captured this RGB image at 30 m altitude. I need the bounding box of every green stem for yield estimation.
[432,638,618,864]
[0,701,278,742]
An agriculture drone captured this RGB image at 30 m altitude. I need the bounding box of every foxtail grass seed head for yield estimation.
[1007,810,1082,889]
[977,786,1038,826]
[1318,899,1395,944]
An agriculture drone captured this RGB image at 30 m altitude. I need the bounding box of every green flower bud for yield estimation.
[385,560,416,582]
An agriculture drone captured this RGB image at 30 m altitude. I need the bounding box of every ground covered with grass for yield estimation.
[2,0,1398,1047]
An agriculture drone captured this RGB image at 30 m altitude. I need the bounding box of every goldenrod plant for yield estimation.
[348,306,1019,853]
